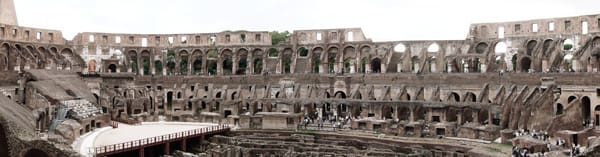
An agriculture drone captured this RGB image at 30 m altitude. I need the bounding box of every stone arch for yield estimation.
[252,49,264,74]
[475,42,488,54]
[520,57,532,72]
[427,43,440,52]
[327,47,339,73]
[464,92,477,102]
[542,39,554,56]
[494,42,507,54]
[334,91,347,99]
[394,43,406,53]
[448,92,460,102]
[222,49,233,75]
[568,95,577,104]
[556,103,564,115]
[312,47,323,73]
[583,96,591,125]
[107,64,117,73]
[298,47,309,57]
[0,43,10,71]
[60,48,77,70]
[343,46,357,73]
[237,48,249,75]
[140,50,151,75]
[282,48,293,74]
[179,50,190,74]
[371,58,382,73]
[526,40,538,56]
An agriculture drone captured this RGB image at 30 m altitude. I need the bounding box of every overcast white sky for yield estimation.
[13,0,600,41]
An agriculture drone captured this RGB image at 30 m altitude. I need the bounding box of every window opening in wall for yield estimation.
[565,20,572,31]
[115,36,121,43]
[240,34,246,43]
[549,22,555,31]
[514,24,521,32]
[168,37,174,44]
[498,26,505,38]
[210,35,216,45]
[181,36,187,44]
[36,32,41,40]
[225,34,231,43]
[532,24,539,32]
[141,38,148,47]
[155,36,161,44]
[102,35,108,42]
[582,21,589,34]
[316,32,322,40]
[129,36,134,44]
[48,33,54,41]
[331,32,338,40]
[0,27,4,36]
[204,86,209,91]
[24,31,29,40]
[347,31,354,41]
[432,116,441,122]
[12,29,16,37]
[89,34,94,42]
[191,86,195,91]
[596,88,600,96]
[157,86,163,90]
[255,34,261,41]
[195,36,201,44]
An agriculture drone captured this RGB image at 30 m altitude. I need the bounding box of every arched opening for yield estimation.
[583,96,591,125]
[563,39,575,51]
[216,92,222,99]
[177,92,182,99]
[371,58,381,73]
[298,47,309,57]
[334,91,346,99]
[222,50,233,75]
[568,96,577,104]
[283,49,292,74]
[394,44,406,53]
[312,47,323,73]
[253,58,262,74]
[231,92,237,100]
[327,47,338,74]
[526,40,538,56]
[511,55,518,72]
[24,149,49,157]
[154,60,162,75]
[427,43,440,52]
[520,57,531,72]
[128,50,138,73]
[166,61,176,75]
[87,60,97,73]
[464,92,477,102]
[448,92,460,102]
[556,103,564,115]
[107,64,117,73]
[179,50,189,75]
[167,91,173,110]
[193,59,202,74]
[475,42,488,54]
[543,39,554,56]
[237,49,248,75]
[207,60,217,75]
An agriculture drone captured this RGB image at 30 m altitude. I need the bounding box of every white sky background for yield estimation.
[13,0,600,41]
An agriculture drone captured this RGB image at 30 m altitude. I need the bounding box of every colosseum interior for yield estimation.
[3,0,600,157]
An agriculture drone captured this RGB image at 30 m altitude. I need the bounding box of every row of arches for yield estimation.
[0,43,79,71]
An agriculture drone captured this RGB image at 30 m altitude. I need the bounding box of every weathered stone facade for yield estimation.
[3,0,600,155]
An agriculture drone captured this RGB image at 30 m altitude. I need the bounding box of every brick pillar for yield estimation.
[139,147,144,157]
[182,138,187,152]
[164,142,170,155]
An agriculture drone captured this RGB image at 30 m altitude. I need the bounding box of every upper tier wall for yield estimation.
[0,24,66,44]
[469,14,600,39]
[71,31,272,47]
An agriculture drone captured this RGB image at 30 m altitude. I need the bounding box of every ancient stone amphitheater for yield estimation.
[3,0,600,157]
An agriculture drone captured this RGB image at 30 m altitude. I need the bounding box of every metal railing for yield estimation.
[93,124,229,156]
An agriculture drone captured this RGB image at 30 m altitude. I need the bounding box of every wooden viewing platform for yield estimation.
[93,124,230,157]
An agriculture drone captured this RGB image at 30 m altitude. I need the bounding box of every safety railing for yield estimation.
[94,124,229,155]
